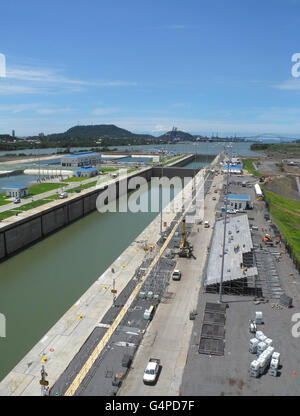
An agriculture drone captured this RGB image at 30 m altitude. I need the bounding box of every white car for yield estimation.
[172,269,181,281]
[143,358,160,384]
[227,209,236,214]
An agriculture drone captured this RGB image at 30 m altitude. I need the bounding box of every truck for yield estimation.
[143,358,160,384]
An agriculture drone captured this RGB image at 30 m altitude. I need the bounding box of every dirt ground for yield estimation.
[264,176,300,202]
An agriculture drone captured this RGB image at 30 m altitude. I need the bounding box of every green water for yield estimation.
[0,179,188,381]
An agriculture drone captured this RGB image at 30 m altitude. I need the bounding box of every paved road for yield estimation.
[118,173,224,396]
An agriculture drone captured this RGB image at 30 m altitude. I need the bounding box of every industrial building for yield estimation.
[3,185,29,198]
[61,152,101,168]
[75,166,99,178]
[227,194,253,210]
[204,214,258,296]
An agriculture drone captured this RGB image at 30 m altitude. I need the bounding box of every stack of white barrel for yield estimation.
[249,314,281,378]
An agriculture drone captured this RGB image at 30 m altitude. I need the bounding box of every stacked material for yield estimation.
[249,338,259,354]
[249,328,281,378]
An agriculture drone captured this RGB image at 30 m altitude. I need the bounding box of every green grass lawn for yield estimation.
[18,199,52,211]
[0,210,18,220]
[45,194,60,200]
[25,182,64,197]
[264,190,300,215]
[127,168,138,174]
[99,167,118,172]
[243,159,261,177]
[270,206,300,262]
[63,176,92,183]
[68,181,97,193]
[264,190,300,262]
[0,193,11,206]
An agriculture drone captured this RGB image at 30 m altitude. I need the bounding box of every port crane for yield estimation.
[178,218,195,258]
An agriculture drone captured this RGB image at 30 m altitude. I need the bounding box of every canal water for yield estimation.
[0,140,265,159]
[0,176,190,382]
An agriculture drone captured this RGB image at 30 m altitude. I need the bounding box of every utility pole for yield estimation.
[160,158,163,235]
[218,144,232,303]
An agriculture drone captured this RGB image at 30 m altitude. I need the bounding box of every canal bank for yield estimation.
[0,154,221,395]
[0,156,196,263]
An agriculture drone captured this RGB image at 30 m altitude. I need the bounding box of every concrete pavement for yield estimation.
[118,172,224,396]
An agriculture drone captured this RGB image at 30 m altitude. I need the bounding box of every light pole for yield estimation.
[218,144,232,303]
[160,158,163,235]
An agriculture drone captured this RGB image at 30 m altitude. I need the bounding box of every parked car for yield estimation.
[143,358,160,385]
[14,197,21,204]
[59,192,68,199]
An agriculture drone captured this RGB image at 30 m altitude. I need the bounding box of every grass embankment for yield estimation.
[68,181,97,193]
[0,194,11,206]
[243,159,261,177]
[99,167,118,172]
[62,176,89,183]
[251,142,300,156]
[0,197,62,220]
[25,182,64,197]
[264,189,300,262]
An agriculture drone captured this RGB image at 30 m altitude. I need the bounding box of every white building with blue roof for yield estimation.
[227,194,253,210]
[75,166,99,178]
[3,185,29,198]
[223,164,242,174]
[61,152,101,168]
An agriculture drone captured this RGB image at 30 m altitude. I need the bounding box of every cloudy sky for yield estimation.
[1,0,300,137]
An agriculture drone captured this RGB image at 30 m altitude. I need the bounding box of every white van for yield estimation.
[204,221,210,228]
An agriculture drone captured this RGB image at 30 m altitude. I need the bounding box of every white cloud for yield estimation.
[273,79,300,90]
[92,107,119,115]
[0,65,138,96]
[0,103,41,112]
[36,108,74,115]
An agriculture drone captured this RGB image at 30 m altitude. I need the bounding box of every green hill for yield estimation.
[46,124,154,141]
[158,130,195,141]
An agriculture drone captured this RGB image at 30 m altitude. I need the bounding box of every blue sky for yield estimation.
[1,0,300,137]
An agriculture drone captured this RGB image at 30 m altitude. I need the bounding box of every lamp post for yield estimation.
[218,144,232,303]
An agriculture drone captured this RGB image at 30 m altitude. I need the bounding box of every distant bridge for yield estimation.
[237,133,299,141]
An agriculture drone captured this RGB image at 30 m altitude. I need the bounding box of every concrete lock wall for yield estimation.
[152,166,200,178]
[5,217,42,255]
[0,165,199,262]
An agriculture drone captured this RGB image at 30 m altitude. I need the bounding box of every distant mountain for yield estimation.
[158,130,196,141]
[45,124,155,141]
